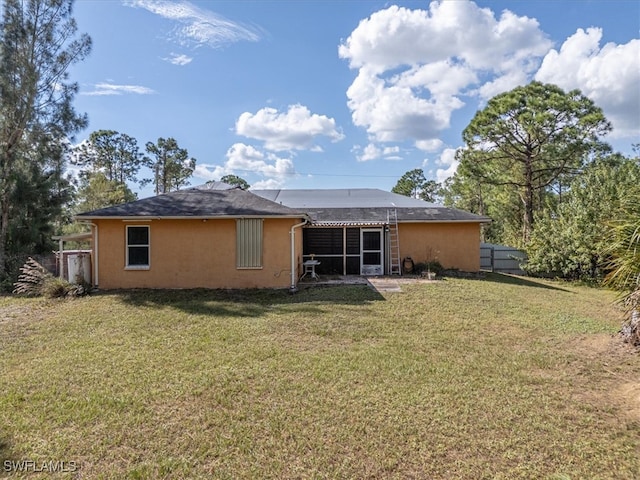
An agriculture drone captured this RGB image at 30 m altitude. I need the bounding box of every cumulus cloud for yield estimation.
[433,148,460,183]
[164,52,193,65]
[235,104,345,152]
[415,139,444,152]
[250,178,285,189]
[193,143,295,188]
[124,0,263,48]
[357,143,402,162]
[82,82,156,96]
[357,143,382,162]
[535,28,640,138]
[338,1,552,145]
[346,68,461,143]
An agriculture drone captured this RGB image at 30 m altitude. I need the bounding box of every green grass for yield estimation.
[1,274,638,479]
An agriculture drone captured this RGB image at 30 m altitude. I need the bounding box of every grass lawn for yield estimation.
[1,274,638,479]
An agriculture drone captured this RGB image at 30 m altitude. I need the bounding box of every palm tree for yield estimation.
[604,190,640,345]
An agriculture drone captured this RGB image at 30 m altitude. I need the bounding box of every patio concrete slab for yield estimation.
[298,275,438,293]
[366,277,403,293]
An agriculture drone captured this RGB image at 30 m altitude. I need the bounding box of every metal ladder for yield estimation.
[388,209,401,275]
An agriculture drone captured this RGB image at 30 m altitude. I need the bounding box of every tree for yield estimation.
[220,174,250,190]
[458,81,611,243]
[74,171,137,213]
[144,138,196,194]
[73,130,147,187]
[525,154,640,280]
[392,168,439,202]
[441,161,521,244]
[0,0,91,280]
[604,185,640,346]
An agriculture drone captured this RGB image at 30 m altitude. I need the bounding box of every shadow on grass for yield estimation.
[478,272,574,292]
[0,435,14,470]
[106,284,385,318]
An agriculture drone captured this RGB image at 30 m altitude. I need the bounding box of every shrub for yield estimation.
[13,257,88,298]
[413,260,444,276]
[12,257,52,296]
[42,277,89,299]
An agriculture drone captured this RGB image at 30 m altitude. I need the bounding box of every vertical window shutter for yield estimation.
[236,219,263,268]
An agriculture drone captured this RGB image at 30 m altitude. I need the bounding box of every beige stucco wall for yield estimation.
[93,218,304,289]
[398,222,481,272]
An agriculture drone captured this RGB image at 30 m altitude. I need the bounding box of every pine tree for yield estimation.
[392,169,439,202]
[458,82,611,243]
[144,138,196,194]
[0,0,91,281]
[73,130,148,187]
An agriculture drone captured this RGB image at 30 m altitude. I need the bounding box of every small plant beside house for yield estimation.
[412,247,443,279]
[12,257,88,298]
[413,260,444,279]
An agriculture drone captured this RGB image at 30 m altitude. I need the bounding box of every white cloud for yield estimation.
[476,69,530,102]
[124,0,263,48]
[383,146,401,156]
[535,28,640,138]
[346,68,461,142]
[235,104,345,152]
[164,52,193,65]
[357,143,382,162]
[193,143,295,188]
[82,82,156,96]
[250,178,283,190]
[415,139,444,152]
[434,148,460,183]
[339,1,552,145]
[356,143,403,162]
[193,163,224,181]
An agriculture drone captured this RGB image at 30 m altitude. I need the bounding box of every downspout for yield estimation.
[58,238,64,279]
[289,218,308,293]
[81,222,99,288]
[91,223,99,288]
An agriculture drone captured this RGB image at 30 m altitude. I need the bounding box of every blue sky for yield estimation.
[69,0,640,197]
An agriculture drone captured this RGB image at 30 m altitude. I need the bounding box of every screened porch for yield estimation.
[302,226,386,276]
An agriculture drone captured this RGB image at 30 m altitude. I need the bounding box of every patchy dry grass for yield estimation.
[0,275,638,479]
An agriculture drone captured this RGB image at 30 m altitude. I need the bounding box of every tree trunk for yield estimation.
[0,192,9,278]
[523,155,535,244]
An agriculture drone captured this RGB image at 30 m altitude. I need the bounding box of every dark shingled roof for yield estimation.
[76,187,305,219]
[76,186,490,223]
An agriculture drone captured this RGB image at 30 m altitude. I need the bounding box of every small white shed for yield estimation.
[52,232,93,284]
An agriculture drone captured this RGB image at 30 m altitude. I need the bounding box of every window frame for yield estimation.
[125,225,150,270]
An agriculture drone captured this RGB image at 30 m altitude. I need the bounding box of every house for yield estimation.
[74,183,490,290]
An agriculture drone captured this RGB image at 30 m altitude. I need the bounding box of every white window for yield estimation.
[236,219,263,269]
[126,225,150,269]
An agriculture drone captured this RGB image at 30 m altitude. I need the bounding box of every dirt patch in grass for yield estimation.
[616,382,640,421]
[0,300,50,345]
[0,303,35,323]
[568,333,640,422]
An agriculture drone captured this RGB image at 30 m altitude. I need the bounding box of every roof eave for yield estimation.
[398,218,492,224]
[75,214,310,221]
